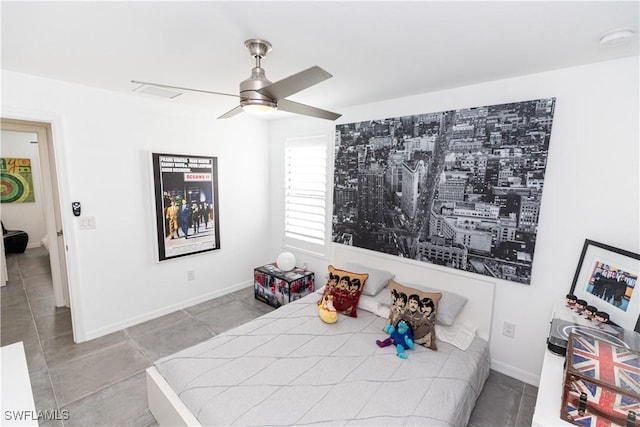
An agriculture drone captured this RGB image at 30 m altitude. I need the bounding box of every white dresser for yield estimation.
[0,342,38,427]
[532,345,573,426]
[532,301,639,426]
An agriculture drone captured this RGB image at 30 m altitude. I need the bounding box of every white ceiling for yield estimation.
[2,1,638,119]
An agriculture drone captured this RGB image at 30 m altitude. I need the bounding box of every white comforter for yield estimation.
[154,293,490,426]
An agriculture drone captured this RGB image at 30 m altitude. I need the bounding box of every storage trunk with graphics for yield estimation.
[562,332,640,426]
[254,263,315,308]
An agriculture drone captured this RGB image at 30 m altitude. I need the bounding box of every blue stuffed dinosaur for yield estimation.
[376,319,415,359]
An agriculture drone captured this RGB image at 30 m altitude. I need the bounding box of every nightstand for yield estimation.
[253,263,315,308]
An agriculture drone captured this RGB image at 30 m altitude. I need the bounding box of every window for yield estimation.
[284,136,328,253]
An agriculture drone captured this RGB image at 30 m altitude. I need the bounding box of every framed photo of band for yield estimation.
[151,153,220,262]
[569,239,640,332]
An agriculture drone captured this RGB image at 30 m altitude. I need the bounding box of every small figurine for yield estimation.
[575,299,587,315]
[566,294,577,309]
[317,294,338,324]
[595,311,610,327]
[376,319,415,359]
[585,305,598,321]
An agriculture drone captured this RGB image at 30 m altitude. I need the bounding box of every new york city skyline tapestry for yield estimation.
[332,98,556,284]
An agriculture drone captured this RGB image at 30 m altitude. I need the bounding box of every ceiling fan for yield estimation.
[132,39,341,121]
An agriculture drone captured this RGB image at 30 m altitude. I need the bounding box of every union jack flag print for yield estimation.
[563,333,640,427]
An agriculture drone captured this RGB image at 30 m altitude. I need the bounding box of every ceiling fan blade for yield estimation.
[131,80,239,98]
[257,66,332,101]
[277,99,341,121]
[218,105,244,119]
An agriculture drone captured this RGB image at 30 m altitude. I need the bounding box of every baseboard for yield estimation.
[82,279,253,342]
[491,359,540,387]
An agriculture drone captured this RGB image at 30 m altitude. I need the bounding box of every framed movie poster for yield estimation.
[569,239,640,332]
[152,153,220,261]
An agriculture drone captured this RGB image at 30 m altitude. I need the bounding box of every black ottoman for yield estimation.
[2,222,29,253]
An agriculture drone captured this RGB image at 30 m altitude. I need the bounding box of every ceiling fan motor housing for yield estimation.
[240,67,276,109]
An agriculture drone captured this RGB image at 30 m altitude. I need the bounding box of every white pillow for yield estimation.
[376,283,468,326]
[341,262,395,296]
[358,294,391,318]
[376,304,390,319]
[436,323,477,351]
[357,294,381,314]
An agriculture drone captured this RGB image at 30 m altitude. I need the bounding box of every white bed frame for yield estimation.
[147,267,495,426]
[147,367,201,426]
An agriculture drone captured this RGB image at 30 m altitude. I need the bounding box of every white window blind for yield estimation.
[285,136,328,248]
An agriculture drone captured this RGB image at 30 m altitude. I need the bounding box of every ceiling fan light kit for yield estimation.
[242,103,276,114]
[132,38,340,121]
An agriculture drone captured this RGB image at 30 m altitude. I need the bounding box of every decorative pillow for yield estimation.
[405,283,468,326]
[341,262,395,296]
[388,280,442,350]
[377,283,467,326]
[319,265,369,317]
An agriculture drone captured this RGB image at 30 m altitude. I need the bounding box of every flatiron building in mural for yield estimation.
[332,98,556,284]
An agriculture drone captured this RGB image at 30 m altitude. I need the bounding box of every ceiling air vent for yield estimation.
[132,84,182,99]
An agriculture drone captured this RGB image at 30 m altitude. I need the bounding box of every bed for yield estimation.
[147,268,495,426]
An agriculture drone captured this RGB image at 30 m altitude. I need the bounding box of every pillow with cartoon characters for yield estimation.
[319,265,369,317]
[377,282,468,326]
[341,262,395,296]
[388,279,442,350]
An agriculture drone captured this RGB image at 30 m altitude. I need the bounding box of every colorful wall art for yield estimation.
[1,158,35,203]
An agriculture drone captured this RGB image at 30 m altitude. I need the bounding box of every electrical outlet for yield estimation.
[503,321,516,338]
[187,270,195,281]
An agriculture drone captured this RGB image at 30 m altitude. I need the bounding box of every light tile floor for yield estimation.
[1,247,537,426]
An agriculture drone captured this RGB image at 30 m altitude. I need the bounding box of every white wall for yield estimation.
[0,130,47,247]
[2,70,272,341]
[268,56,640,385]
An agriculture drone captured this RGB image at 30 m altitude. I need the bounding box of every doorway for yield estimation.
[1,119,71,321]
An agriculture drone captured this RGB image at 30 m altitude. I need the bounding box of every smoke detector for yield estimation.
[599,29,635,47]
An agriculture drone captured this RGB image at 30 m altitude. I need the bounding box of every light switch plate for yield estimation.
[79,216,96,230]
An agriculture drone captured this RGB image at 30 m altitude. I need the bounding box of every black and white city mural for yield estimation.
[332,98,556,284]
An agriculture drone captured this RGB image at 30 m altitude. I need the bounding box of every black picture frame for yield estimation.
[569,239,640,332]
[152,153,220,261]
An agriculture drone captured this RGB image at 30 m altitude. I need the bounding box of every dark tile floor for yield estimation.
[1,247,537,426]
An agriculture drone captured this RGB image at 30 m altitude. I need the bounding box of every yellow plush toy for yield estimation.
[318,294,338,324]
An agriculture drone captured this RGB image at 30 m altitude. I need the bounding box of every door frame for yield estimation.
[1,116,77,339]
